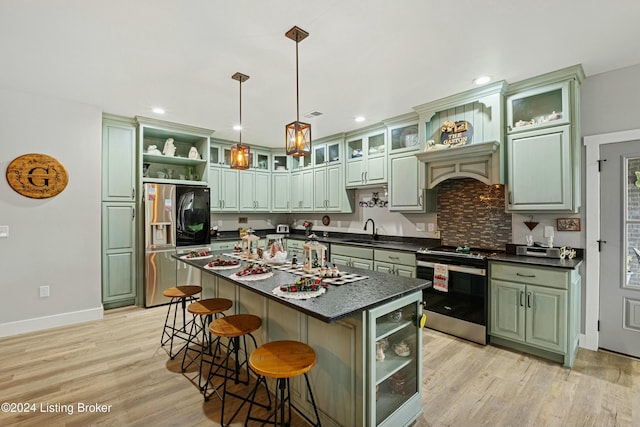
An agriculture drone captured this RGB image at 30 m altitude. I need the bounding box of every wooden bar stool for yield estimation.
[245,340,322,427]
[181,298,233,390]
[160,285,202,359]
[205,314,266,426]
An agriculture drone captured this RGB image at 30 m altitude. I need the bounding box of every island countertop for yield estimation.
[175,252,431,323]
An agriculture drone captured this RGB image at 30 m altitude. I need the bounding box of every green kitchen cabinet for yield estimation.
[505,65,584,213]
[374,249,416,278]
[489,261,581,367]
[219,168,239,211]
[368,292,423,427]
[208,167,239,212]
[331,244,374,270]
[313,139,341,167]
[239,170,270,212]
[271,172,291,212]
[314,163,351,212]
[290,168,313,212]
[506,125,572,211]
[388,152,435,213]
[101,203,136,308]
[102,115,137,202]
[346,129,387,187]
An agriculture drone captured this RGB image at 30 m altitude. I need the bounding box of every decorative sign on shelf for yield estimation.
[5,153,69,199]
[439,120,474,147]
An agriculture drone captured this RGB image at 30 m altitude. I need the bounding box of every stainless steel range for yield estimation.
[416,246,502,345]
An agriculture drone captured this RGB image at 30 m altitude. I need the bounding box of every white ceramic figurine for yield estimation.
[163,138,176,157]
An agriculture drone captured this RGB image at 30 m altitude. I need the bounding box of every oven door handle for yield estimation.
[416,260,486,276]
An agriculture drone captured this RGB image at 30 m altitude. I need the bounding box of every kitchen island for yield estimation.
[176,252,431,427]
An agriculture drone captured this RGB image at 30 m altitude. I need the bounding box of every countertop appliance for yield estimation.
[276,224,289,233]
[143,183,210,307]
[416,246,502,345]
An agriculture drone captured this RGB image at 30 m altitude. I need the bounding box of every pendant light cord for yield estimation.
[239,78,243,144]
[295,39,300,124]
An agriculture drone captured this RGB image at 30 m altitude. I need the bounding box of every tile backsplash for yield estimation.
[437,178,511,250]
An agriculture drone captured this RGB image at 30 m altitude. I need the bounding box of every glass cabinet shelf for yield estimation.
[369,292,421,427]
[507,81,569,132]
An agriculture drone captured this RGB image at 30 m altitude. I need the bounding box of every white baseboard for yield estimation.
[0,306,104,338]
[579,333,598,351]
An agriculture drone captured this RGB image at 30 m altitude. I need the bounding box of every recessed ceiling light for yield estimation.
[152,107,165,114]
[233,125,242,131]
[473,75,491,85]
[355,116,366,122]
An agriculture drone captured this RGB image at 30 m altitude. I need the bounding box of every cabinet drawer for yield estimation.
[286,239,305,251]
[374,249,415,266]
[490,262,568,289]
[331,244,373,259]
[210,241,235,251]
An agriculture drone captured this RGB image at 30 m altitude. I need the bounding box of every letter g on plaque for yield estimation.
[6,153,69,198]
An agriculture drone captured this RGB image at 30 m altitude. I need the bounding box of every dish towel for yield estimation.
[433,263,449,292]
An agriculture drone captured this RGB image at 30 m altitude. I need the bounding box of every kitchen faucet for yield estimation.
[364,218,377,240]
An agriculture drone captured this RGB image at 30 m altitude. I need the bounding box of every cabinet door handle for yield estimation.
[519,290,524,307]
[516,272,536,278]
[364,171,368,183]
[527,292,532,308]
[132,207,135,220]
[418,192,423,207]
[132,188,135,200]
[508,191,513,204]
[388,256,400,260]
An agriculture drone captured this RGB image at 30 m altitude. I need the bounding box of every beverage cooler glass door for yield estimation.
[175,186,210,247]
[368,292,422,427]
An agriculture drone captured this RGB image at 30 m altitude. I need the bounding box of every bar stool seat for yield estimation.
[160,285,202,359]
[205,314,264,426]
[181,298,233,390]
[246,340,322,426]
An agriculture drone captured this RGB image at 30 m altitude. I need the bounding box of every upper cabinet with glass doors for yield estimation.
[505,65,584,212]
[507,81,570,133]
[313,139,341,167]
[346,127,387,187]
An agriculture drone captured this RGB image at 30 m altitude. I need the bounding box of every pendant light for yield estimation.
[230,72,251,170]
[285,26,311,157]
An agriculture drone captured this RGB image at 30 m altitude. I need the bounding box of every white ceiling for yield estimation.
[1,0,639,147]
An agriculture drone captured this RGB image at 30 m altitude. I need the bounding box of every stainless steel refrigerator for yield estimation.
[143,183,210,307]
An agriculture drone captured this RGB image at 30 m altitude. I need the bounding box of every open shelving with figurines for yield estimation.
[137,117,212,186]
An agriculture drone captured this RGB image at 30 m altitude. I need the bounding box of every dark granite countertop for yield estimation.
[175,252,431,323]
[284,233,438,253]
[210,230,439,253]
[490,253,583,269]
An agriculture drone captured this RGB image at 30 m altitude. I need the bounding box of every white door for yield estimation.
[599,140,640,358]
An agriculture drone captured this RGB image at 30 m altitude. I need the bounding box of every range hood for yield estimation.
[415,141,502,189]
[412,81,506,189]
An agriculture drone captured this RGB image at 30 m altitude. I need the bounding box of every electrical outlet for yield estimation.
[427,223,435,232]
[416,223,425,232]
[39,285,50,298]
[0,225,8,238]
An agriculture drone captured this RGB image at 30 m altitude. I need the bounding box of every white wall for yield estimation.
[0,87,103,337]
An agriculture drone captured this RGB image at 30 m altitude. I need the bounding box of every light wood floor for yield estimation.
[0,306,638,427]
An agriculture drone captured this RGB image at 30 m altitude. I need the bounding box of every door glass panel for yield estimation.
[314,145,325,165]
[625,157,640,288]
[328,143,340,162]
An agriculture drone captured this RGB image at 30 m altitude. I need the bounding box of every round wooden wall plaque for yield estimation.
[6,153,69,199]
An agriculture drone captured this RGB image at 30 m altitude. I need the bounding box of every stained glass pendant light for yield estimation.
[230,72,251,170]
[285,26,311,157]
